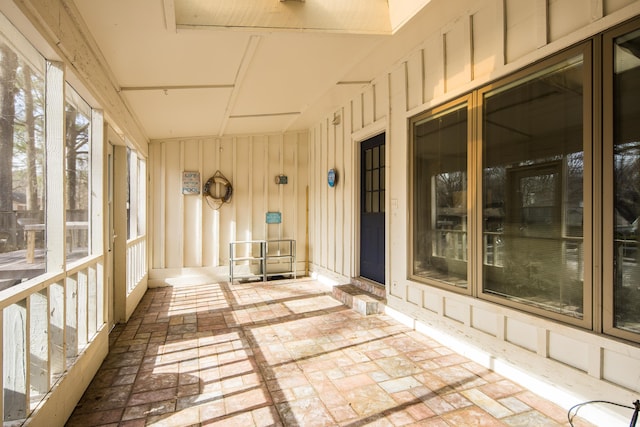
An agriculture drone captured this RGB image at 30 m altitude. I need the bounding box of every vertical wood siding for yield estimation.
[150,133,308,270]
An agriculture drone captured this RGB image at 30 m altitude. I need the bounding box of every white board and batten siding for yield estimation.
[308,0,640,424]
[149,133,309,276]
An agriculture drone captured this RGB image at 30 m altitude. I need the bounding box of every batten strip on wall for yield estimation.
[536,0,549,48]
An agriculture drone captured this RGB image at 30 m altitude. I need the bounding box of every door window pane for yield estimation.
[412,103,468,288]
[0,16,46,286]
[613,29,640,334]
[482,55,585,318]
[65,85,91,261]
[363,144,384,214]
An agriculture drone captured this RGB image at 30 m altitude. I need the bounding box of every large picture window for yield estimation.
[605,24,640,340]
[410,45,594,329]
[481,53,587,320]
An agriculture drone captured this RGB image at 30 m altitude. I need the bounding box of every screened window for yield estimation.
[411,101,469,289]
[65,84,91,261]
[0,14,46,284]
[126,149,146,240]
[481,54,586,319]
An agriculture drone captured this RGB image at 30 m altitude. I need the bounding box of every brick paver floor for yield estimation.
[66,278,595,426]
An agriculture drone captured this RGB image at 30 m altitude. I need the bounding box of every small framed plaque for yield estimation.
[182,171,201,195]
[266,212,282,224]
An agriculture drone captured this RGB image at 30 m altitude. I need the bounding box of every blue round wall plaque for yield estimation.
[327,168,337,187]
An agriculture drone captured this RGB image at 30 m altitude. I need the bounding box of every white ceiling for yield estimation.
[71,0,433,140]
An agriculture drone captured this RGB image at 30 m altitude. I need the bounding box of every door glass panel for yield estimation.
[482,55,585,318]
[613,29,640,334]
[412,103,468,288]
[364,143,385,214]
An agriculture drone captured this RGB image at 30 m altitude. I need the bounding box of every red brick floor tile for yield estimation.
[66,279,596,427]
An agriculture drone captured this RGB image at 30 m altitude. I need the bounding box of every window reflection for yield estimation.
[613,29,640,334]
[482,56,585,318]
[412,104,468,288]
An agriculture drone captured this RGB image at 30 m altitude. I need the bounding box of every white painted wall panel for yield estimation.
[471,306,498,337]
[605,0,636,14]
[549,0,593,41]
[235,137,252,243]
[363,86,376,127]
[423,33,445,103]
[388,64,407,298]
[333,120,344,276]
[327,120,336,272]
[423,289,441,313]
[548,331,589,372]
[472,1,502,79]
[444,298,469,324]
[201,140,215,266]
[505,318,537,352]
[320,122,329,268]
[341,109,353,278]
[407,51,424,110]
[352,96,364,132]
[374,79,389,122]
[296,133,309,274]
[444,18,472,92]
[282,134,297,242]
[150,143,165,268]
[313,125,323,267]
[218,137,235,264]
[267,136,281,240]
[603,348,640,392]
[252,137,268,241]
[165,142,182,268]
[505,0,539,62]
[183,140,201,267]
[407,286,422,305]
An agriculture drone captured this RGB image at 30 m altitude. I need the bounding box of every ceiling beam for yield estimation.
[219,35,262,136]
[119,84,234,92]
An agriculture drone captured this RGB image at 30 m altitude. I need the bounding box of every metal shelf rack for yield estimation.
[229,239,296,282]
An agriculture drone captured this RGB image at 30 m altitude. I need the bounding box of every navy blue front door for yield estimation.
[360,134,385,284]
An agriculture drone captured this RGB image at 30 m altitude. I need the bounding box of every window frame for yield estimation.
[602,18,640,342]
[476,42,594,329]
[64,82,93,263]
[408,94,474,295]
[409,43,596,329]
